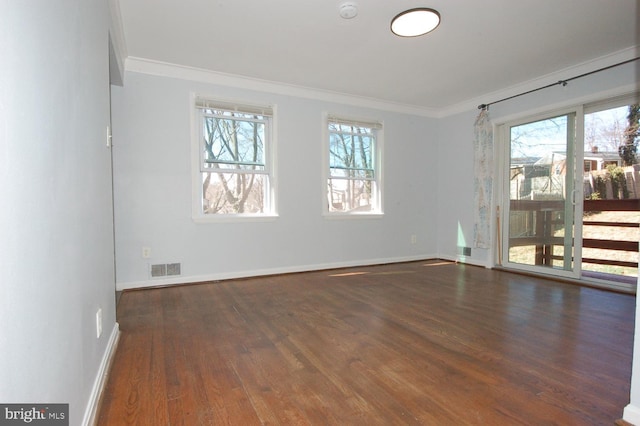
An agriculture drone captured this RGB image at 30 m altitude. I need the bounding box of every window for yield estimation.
[195,97,275,217]
[326,115,382,214]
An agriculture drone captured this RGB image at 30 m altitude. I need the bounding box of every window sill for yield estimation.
[323,212,384,220]
[193,214,279,224]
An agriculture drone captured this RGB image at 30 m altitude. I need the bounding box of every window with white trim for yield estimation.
[326,116,382,214]
[195,98,274,216]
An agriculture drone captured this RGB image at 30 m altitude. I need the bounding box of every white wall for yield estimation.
[0,1,117,424]
[436,109,486,265]
[111,71,439,289]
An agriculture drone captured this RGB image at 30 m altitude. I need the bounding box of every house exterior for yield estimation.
[584,147,622,172]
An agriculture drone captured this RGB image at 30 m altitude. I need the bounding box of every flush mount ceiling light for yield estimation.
[391,8,441,37]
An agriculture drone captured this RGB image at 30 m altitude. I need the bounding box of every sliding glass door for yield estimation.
[502,111,582,278]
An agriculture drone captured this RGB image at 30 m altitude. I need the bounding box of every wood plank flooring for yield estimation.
[97,261,636,425]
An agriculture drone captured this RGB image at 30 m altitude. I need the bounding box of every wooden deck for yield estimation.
[98,261,635,425]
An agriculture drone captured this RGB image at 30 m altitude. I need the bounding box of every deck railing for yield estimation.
[509,199,639,270]
[582,199,639,269]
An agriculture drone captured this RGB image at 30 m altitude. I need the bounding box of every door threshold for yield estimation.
[582,270,637,286]
[494,265,636,294]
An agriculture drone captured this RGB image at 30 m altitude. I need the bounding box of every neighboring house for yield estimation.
[510,147,635,200]
[584,146,623,172]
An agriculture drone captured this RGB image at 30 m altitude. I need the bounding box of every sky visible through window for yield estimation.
[511,106,629,160]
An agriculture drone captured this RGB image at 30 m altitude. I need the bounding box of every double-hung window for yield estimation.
[195,98,274,217]
[326,115,382,214]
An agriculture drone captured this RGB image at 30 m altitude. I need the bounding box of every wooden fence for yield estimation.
[584,165,640,199]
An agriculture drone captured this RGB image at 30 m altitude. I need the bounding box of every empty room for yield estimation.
[1,1,639,425]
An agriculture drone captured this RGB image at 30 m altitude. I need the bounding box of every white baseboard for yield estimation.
[438,254,492,268]
[623,404,640,425]
[82,322,120,426]
[116,254,440,290]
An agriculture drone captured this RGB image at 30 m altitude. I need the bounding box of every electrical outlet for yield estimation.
[96,308,103,339]
[410,235,417,244]
[142,247,151,258]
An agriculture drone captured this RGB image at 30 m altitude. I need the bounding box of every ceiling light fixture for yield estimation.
[391,8,440,37]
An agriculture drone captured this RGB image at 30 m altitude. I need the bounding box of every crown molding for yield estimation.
[122,46,638,118]
[124,57,440,118]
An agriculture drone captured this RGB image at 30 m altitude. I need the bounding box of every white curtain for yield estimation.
[473,109,493,249]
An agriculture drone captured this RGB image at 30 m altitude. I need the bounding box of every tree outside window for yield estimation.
[327,118,381,214]
[197,100,273,216]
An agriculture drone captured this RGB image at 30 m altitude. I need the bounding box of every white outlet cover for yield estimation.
[96,308,103,339]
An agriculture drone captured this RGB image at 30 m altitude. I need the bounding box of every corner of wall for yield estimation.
[81,323,120,426]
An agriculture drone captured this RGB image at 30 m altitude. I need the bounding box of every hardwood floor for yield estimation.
[98,261,635,425]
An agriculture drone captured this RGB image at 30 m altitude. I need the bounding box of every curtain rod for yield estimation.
[477,56,640,110]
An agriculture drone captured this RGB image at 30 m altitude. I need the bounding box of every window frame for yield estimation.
[323,113,384,218]
[191,95,277,222]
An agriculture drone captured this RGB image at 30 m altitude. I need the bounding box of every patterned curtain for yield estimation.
[473,109,493,249]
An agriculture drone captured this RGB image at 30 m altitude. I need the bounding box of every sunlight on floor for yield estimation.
[329,271,370,277]
[423,261,454,267]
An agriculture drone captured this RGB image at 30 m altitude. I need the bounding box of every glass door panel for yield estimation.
[582,104,639,283]
[504,113,578,277]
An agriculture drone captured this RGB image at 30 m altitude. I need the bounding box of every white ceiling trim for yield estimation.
[124,57,440,118]
[124,45,638,119]
[438,46,640,118]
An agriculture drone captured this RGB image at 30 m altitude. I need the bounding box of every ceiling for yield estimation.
[116,0,639,112]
